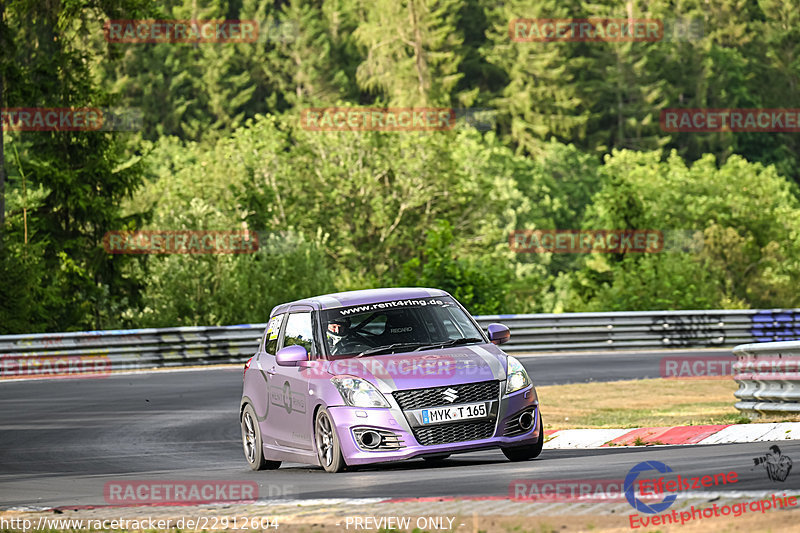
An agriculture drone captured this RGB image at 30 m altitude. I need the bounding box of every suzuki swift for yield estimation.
[240,287,542,472]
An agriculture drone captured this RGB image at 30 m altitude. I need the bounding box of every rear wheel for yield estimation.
[502,413,544,462]
[315,408,346,473]
[241,404,281,471]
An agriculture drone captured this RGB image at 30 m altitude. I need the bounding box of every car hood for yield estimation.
[322,343,508,392]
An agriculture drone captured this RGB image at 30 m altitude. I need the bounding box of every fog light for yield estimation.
[359,430,382,449]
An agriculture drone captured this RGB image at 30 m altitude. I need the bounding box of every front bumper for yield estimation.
[328,385,540,466]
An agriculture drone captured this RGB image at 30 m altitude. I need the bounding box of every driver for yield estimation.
[326,317,352,354]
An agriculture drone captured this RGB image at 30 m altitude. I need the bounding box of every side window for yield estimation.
[264,314,285,355]
[282,312,316,356]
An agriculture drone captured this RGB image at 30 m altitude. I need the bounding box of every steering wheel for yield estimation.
[332,332,378,355]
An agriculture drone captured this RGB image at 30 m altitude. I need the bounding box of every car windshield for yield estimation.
[320,296,484,357]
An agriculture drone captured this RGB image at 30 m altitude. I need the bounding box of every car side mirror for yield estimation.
[487,323,511,345]
[276,344,309,366]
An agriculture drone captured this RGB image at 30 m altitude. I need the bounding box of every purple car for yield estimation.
[240,288,542,472]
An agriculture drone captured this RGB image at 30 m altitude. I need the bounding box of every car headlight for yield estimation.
[331,376,390,408]
[505,356,531,394]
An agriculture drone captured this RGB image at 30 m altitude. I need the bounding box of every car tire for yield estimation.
[315,408,346,473]
[241,404,281,471]
[502,413,544,462]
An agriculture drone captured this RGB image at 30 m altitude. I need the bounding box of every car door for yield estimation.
[253,312,285,449]
[268,307,317,449]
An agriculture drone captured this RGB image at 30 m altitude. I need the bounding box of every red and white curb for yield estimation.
[544,422,800,448]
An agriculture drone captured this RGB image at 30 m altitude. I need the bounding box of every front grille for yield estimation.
[392,380,500,410]
[414,420,496,446]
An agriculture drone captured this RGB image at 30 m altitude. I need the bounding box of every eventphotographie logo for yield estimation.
[625,461,678,514]
[753,446,793,482]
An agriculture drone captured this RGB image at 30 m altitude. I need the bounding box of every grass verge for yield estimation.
[536,378,800,431]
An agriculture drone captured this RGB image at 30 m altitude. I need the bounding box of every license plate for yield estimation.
[421,402,487,424]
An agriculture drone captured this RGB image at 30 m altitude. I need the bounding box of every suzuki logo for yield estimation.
[442,388,459,403]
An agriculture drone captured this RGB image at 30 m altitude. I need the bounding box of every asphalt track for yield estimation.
[4,348,793,510]
[518,348,733,385]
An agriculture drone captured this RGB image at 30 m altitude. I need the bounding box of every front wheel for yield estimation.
[502,413,544,462]
[241,404,281,471]
[315,408,346,473]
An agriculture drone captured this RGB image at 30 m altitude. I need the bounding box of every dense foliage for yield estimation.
[2,0,799,332]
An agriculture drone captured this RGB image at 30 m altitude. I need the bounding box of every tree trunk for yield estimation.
[407,0,428,104]
[0,0,6,242]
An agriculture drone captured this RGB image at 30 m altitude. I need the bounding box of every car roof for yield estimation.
[270,287,451,315]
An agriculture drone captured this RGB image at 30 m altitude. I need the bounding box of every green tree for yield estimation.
[399,220,510,315]
[569,149,800,311]
[2,0,150,332]
[353,0,465,106]
[483,0,589,155]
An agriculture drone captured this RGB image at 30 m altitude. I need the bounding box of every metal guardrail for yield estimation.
[474,309,800,351]
[0,326,264,376]
[1,309,799,378]
[733,341,800,417]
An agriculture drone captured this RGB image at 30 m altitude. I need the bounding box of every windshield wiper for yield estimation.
[356,342,428,357]
[413,337,485,351]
